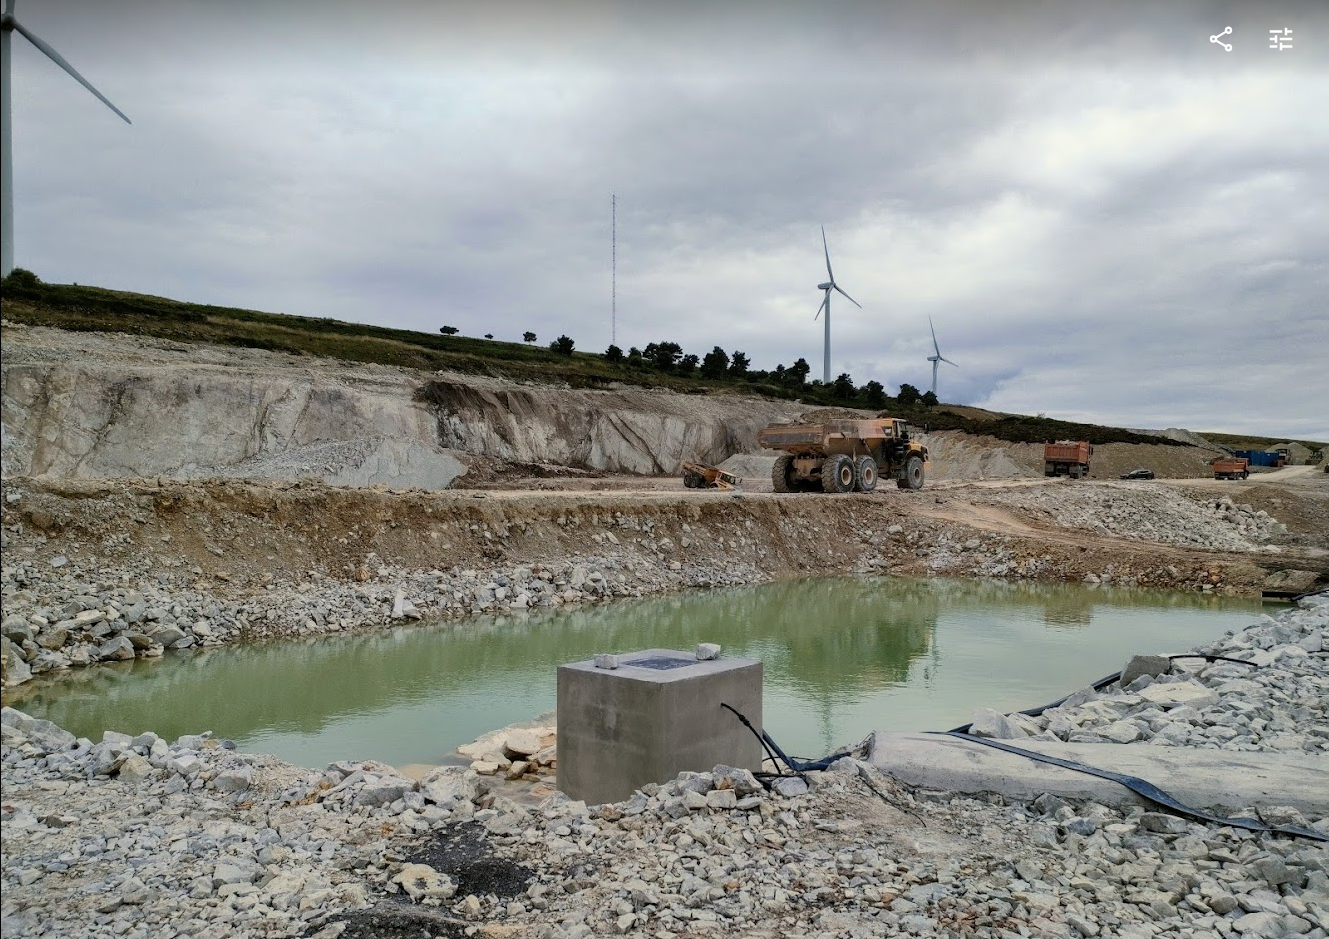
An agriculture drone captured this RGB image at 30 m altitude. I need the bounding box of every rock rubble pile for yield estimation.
[968,603,1326,754]
[978,486,1287,552]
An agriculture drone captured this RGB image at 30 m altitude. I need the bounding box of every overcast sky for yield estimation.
[8,0,1328,439]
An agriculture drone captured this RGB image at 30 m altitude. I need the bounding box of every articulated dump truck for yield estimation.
[757,417,930,493]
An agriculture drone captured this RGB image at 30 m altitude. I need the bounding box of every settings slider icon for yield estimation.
[1210,26,1233,51]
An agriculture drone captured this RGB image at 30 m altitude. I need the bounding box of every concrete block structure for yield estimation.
[556,648,763,805]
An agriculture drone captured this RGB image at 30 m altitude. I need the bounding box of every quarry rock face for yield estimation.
[0,329,801,486]
[413,378,801,476]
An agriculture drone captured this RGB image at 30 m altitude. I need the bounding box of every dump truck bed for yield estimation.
[757,419,899,451]
[1044,442,1092,463]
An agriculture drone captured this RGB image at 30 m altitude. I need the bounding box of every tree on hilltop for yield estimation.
[643,341,682,371]
[550,335,575,355]
[700,346,729,379]
[523,331,537,343]
[439,325,459,335]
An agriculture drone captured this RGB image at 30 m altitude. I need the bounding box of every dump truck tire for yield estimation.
[898,454,925,490]
[822,455,855,493]
[855,456,878,492]
[771,455,796,493]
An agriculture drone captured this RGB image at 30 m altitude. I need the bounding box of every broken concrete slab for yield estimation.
[867,732,1329,816]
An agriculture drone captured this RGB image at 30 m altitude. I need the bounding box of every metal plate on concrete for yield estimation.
[624,656,695,671]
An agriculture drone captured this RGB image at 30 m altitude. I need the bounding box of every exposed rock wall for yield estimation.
[0,325,801,486]
[1,356,464,488]
[413,379,800,475]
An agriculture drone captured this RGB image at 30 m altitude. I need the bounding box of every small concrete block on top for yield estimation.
[557,648,763,805]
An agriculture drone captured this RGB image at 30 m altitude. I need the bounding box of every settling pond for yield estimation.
[10,577,1261,772]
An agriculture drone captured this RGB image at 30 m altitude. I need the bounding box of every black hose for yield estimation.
[936,651,1327,842]
[720,702,798,780]
[720,702,852,778]
[726,629,1327,841]
[946,653,1257,734]
[937,732,1327,843]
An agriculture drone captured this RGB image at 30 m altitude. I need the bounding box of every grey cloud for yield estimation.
[8,0,1328,438]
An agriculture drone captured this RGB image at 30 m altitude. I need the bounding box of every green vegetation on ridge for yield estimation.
[2,271,1184,448]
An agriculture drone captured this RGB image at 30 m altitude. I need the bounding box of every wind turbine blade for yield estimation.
[929,316,941,356]
[11,20,132,124]
[941,356,958,367]
[813,292,828,321]
[834,284,861,308]
[5,0,15,17]
[821,225,834,282]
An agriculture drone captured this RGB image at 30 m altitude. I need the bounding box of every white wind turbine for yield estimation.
[1,0,131,277]
[813,225,860,385]
[926,316,957,397]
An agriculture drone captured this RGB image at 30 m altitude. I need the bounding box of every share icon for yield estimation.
[1210,26,1233,51]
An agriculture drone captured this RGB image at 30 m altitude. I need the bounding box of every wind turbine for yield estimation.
[813,225,860,385]
[1,0,131,277]
[926,316,958,396]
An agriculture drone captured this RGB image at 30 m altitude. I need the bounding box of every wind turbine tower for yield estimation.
[1,0,132,277]
[927,316,958,397]
[813,226,860,385]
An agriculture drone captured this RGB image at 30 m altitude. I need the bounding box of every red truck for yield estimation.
[1044,441,1093,479]
[1213,457,1250,480]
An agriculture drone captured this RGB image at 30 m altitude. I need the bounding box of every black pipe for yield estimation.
[937,732,1327,843]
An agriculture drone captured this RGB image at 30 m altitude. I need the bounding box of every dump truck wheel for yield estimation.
[771,455,796,493]
[822,455,855,493]
[855,456,878,492]
[898,455,925,490]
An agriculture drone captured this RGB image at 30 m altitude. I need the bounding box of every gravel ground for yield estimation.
[2,596,1326,939]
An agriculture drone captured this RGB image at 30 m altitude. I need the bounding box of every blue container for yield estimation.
[1234,450,1279,467]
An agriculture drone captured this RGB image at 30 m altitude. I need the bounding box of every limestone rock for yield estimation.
[1120,654,1170,688]
[392,863,457,902]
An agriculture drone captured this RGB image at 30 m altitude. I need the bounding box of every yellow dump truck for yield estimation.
[680,462,743,490]
[757,417,930,492]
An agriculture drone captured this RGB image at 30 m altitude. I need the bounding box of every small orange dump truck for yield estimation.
[1213,457,1250,480]
[1043,441,1093,479]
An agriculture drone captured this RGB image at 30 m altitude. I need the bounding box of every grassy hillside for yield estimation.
[1200,431,1327,455]
[3,272,1185,449]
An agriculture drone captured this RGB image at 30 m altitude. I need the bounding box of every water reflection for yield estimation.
[8,577,1258,770]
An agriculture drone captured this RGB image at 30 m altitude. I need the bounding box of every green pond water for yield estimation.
[9,577,1261,772]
